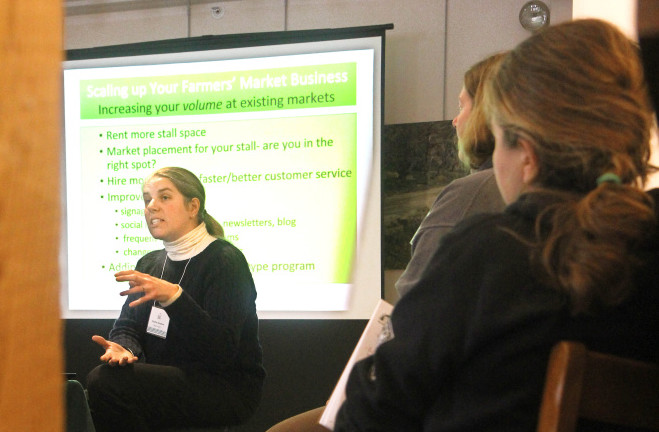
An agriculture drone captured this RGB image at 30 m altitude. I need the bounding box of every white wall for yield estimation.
[445,0,572,120]
[64,0,573,125]
[285,0,446,125]
[573,0,637,37]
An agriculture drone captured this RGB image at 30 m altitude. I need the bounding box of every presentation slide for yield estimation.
[62,34,383,319]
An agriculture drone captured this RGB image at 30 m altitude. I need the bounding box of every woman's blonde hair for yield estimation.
[144,167,224,238]
[459,52,507,169]
[484,19,657,314]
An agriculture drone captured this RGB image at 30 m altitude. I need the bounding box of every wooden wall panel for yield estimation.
[0,2,63,431]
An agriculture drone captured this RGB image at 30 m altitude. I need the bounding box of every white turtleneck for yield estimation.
[159,222,216,306]
[163,222,217,261]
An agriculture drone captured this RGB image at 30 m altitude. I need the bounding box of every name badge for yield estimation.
[146,306,170,339]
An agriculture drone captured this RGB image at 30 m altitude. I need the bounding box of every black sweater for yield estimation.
[110,239,265,398]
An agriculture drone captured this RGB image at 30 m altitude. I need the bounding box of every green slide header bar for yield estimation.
[80,63,357,119]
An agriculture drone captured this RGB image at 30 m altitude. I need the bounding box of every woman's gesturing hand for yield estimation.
[114,270,179,307]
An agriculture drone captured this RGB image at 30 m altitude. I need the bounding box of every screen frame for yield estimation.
[61,24,391,320]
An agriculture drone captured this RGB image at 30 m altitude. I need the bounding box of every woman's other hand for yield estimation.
[91,335,138,366]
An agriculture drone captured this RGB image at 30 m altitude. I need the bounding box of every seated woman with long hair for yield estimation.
[335,19,659,431]
[87,167,264,431]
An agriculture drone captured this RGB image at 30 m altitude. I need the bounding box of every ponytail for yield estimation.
[201,209,224,239]
[533,185,655,315]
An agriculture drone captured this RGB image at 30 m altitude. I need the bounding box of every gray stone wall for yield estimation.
[382,120,468,269]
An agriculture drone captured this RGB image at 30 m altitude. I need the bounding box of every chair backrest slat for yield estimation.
[537,341,659,432]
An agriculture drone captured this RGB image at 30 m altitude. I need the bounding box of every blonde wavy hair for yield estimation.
[459,52,507,169]
[484,19,657,314]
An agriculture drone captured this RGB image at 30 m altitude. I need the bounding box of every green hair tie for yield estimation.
[596,172,622,185]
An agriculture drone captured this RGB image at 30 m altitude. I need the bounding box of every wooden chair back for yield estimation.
[266,406,329,432]
[537,341,659,432]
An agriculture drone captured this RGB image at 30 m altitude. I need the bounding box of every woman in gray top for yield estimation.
[396,53,506,297]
